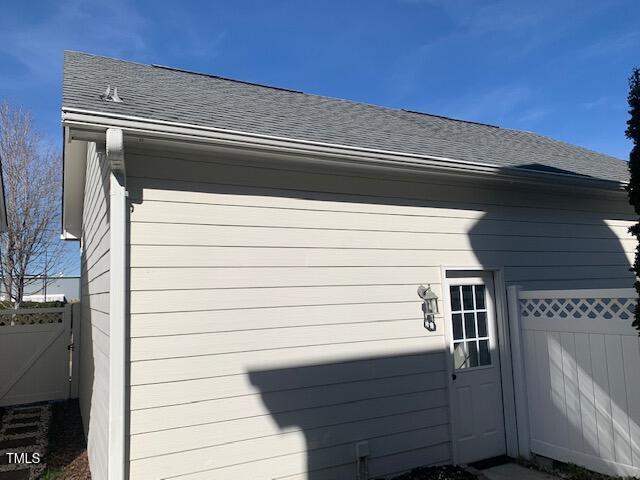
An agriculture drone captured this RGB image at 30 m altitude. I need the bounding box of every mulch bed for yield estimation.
[388,465,479,480]
[44,400,90,480]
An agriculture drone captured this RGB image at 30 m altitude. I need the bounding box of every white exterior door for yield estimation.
[445,272,506,464]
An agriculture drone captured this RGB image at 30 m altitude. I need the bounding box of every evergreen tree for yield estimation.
[626,68,640,332]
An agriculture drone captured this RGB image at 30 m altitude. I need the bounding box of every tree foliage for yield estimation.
[0,101,65,307]
[626,68,640,332]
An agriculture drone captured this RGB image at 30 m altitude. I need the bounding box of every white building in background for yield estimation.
[0,276,80,302]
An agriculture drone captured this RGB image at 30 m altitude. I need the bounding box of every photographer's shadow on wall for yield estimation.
[247,163,634,480]
[467,163,636,475]
[248,345,450,480]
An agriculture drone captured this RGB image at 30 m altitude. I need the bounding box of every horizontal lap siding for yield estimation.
[127,147,635,479]
[129,223,634,251]
[79,143,110,480]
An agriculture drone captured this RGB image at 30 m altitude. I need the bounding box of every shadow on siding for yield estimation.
[248,347,451,479]
[467,165,638,476]
[244,168,634,478]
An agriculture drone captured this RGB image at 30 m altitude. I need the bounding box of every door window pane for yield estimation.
[477,312,487,337]
[479,340,491,365]
[464,313,476,338]
[462,285,474,310]
[450,286,461,311]
[452,313,463,340]
[454,342,468,369]
[450,282,492,370]
[467,341,479,367]
[475,285,486,309]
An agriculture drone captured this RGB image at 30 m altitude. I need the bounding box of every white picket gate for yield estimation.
[507,287,640,477]
[0,304,80,407]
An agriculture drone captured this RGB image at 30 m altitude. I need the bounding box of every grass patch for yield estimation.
[41,468,63,480]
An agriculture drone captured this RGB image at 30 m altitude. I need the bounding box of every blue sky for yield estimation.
[1,0,639,274]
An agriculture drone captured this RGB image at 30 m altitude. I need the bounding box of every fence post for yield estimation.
[69,302,81,399]
[507,285,531,459]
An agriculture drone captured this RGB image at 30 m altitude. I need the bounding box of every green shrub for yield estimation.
[0,300,67,310]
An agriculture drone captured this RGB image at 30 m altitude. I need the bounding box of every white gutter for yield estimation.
[61,108,627,193]
[106,128,127,480]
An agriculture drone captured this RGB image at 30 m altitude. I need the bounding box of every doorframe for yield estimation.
[440,266,518,463]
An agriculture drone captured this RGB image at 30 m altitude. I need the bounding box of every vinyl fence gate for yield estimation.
[0,304,81,407]
[507,287,640,477]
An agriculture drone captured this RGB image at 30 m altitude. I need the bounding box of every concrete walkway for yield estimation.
[481,463,560,480]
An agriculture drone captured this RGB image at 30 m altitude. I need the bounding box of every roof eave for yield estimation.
[61,107,628,194]
[61,125,87,240]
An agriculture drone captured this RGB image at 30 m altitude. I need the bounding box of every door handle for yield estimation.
[452,373,457,381]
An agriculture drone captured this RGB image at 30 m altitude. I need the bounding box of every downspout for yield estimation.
[106,128,127,480]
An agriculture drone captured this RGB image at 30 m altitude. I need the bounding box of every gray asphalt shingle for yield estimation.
[62,51,629,184]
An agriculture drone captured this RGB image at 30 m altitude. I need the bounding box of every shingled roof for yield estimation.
[63,51,629,184]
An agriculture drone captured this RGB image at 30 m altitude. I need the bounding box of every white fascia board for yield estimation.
[61,108,628,194]
[60,231,80,241]
[61,126,87,240]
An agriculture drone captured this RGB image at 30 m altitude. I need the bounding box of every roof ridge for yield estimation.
[151,64,304,94]
[401,109,500,129]
[64,50,154,69]
[65,51,502,130]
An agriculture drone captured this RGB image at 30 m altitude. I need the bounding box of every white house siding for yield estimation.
[78,142,111,480]
[125,145,635,480]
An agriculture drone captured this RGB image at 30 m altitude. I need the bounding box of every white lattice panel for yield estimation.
[513,287,640,477]
[0,310,64,327]
[519,296,635,320]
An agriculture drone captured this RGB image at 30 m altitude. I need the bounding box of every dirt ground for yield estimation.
[44,400,90,480]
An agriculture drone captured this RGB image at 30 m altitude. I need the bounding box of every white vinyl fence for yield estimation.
[0,304,80,407]
[508,287,640,477]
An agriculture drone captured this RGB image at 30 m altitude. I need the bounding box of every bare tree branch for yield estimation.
[0,101,65,307]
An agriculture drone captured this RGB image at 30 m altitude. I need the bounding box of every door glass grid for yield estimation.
[450,284,491,370]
